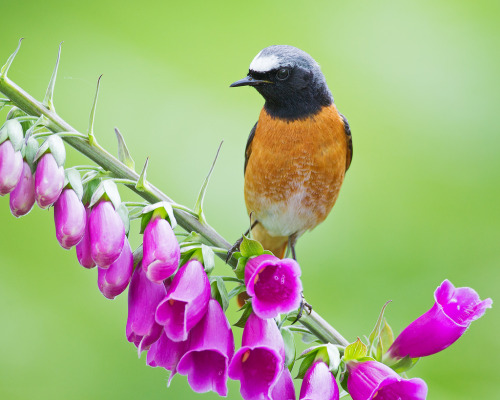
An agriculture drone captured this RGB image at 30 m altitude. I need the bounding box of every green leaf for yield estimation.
[368,300,392,347]
[390,355,419,373]
[65,169,83,200]
[89,179,121,209]
[142,201,176,228]
[343,338,368,361]
[1,38,23,77]
[116,202,130,236]
[211,276,229,312]
[25,137,39,174]
[280,327,296,369]
[234,256,248,280]
[0,120,23,150]
[87,75,102,146]
[380,319,394,352]
[325,343,341,374]
[114,127,135,170]
[227,284,246,300]
[82,178,101,205]
[6,107,34,133]
[296,350,316,379]
[136,157,149,191]
[35,135,66,167]
[201,244,215,275]
[193,141,223,225]
[43,42,62,111]
[233,301,252,329]
[240,235,264,258]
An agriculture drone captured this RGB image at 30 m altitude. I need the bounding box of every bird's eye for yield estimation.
[276,68,290,80]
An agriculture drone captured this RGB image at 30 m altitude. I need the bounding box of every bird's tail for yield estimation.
[251,223,288,259]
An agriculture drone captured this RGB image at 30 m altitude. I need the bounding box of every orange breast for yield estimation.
[244,104,348,237]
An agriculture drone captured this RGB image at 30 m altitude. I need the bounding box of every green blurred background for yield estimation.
[0,0,498,398]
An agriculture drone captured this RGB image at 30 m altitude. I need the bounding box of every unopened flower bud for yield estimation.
[34,153,65,208]
[9,161,35,217]
[76,207,95,269]
[299,361,339,400]
[98,238,133,299]
[54,188,86,249]
[0,140,23,196]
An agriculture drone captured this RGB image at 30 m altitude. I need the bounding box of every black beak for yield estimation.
[230,75,272,87]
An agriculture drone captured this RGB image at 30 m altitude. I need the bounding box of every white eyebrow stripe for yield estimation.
[249,54,280,72]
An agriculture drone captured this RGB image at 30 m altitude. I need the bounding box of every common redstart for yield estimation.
[229,45,352,260]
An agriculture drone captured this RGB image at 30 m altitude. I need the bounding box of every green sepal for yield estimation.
[240,235,264,258]
[1,38,23,77]
[141,201,176,228]
[193,141,223,225]
[388,355,419,373]
[136,157,149,191]
[34,135,66,167]
[64,169,84,200]
[116,202,130,236]
[298,343,341,374]
[201,244,215,274]
[82,178,101,206]
[234,256,248,280]
[227,284,246,300]
[25,137,39,174]
[380,319,394,352]
[114,127,135,170]
[233,301,252,328]
[343,338,368,361]
[89,179,121,209]
[6,107,34,133]
[0,119,23,150]
[296,350,316,379]
[43,42,62,111]
[210,276,230,312]
[368,300,392,356]
[280,326,296,370]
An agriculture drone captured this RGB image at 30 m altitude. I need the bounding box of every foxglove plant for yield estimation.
[54,188,86,249]
[98,238,133,299]
[155,259,211,342]
[387,279,492,360]
[0,120,23,196]
[143,213,180,283]
[9,160,35,217]
[177,299,235,396]
[245,254,302,319]
[76,206,95,269]
[299,361,339,400]
[271,369,296,400]
[228,312,285,400]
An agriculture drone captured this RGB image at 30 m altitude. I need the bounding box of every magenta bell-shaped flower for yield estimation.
[98,238,133,299]
[155,260,210,342]
[271,368,296,400]
[143,216,180,283]
[89,200,125,267]
[34,153,65,208]
[229,312,285,400]
[126,263,166,353]
[0,140,23,196]
[147,330,189,386]
[387,279,492,359]
[299,361,338,400]
[177,299,235,396]
[53,188,86,249]
[245,254,302,319]
[76,207,96,269]
[347,360,427,400]
[9,161,35,217]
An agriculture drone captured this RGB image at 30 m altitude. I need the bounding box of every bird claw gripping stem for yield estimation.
[291,292,312,325]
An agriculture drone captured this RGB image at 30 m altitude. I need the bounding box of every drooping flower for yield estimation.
[34,153,65,208]
[177,299,235,396]
[76,206,95,269]
[9,160,35,217]
[143,215,180,283]
[299,361,338,400]
[53,188,86,249]
[347,360,427,400]
[147,330,189,386]
[387,279,492,359]
[98,238,133,299]
[155,259,210,342]
[271,368,296,400]
[245,254,302,319]
[89,200,125,268]
[229,312,285,400]
[126,263,166,353]
[0,139,23,196]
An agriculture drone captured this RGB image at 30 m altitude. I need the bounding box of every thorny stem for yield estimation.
[0,74,349,347]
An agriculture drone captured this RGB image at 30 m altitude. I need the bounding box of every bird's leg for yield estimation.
[291,292,313,324]
[288,232,299,260]
[225,219,259,263]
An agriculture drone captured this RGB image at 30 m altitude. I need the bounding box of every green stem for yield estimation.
[0,74,349,347]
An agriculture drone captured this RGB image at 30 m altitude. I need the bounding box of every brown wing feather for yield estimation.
[244,122,257,174]
[340,113,353,171]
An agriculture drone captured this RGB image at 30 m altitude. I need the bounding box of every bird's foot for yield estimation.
[225,236,244,263]
[291,293,312,324]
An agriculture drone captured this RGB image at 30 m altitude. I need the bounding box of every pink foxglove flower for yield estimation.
[126,263,165,353]
[387,279,492,359]
[98,238,133,299]
[229,312,285,400]
[9,161,35,217]
[76,207,95,269]
[177,299,235,396]
[245,254,302,319]
[143,215,180,283]
[34,153,65,208]
[155,260,210,342]
[0,139,23,196]
[54,188,86,249]
[89,200,125,267]
[299,361,338,400]
[271,368,296,400]
[347,360,427,400]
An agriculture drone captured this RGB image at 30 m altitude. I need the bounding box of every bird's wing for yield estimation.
[340,113,353,172]
[244,122,258,174]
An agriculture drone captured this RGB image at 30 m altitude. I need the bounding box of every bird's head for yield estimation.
[230,45,333,120]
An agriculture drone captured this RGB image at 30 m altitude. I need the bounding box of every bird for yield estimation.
[229,45,352,261]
